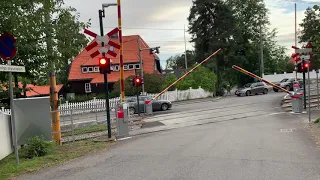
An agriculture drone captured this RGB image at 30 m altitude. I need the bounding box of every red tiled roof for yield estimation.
[25,84,63,97]
[68,35,158,83]
[1,83,63,97]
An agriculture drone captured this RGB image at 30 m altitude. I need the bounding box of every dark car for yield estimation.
[235,82,268,96]
[126,95,172,114]
[273,78,303,92]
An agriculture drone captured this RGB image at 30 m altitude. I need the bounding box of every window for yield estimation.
[88,67,93,72]
[85,83,91,93]
[128,64,134,70]
[124,65,128,70]
[113,65,119,71]
[94,67,99,72]
[82,67,88,73]
[135,64,140,69]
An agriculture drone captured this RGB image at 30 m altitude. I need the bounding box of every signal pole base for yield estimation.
[93,136,116,142]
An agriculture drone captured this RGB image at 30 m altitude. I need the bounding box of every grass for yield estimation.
[0,139,115,180]
[62,124,107,137]
[314,117,320,124]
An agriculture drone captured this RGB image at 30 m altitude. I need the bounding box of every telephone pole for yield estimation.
[184,24,188,71]
[260,25,264,77]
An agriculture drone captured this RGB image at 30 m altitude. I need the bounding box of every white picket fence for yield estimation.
[0,86,212,116]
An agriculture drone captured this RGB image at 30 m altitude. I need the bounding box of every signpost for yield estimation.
[83,25,121,139]
[84,28,120,58]
[0,64,25,72]
[0,32,20,165]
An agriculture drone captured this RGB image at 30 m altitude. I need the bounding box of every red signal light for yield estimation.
[133,76,143,86]
[99,58,107,65]
[304,63,309,68]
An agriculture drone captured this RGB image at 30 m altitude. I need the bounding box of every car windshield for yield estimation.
[243,83,252,88]
[280,78,289,82]
[140,96,152,101]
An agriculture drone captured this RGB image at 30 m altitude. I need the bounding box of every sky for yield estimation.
[64,0,320,69]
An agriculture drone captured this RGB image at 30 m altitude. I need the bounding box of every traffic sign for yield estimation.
[84,28,121,58]
[0,65,25,72]
[0,33,17,60]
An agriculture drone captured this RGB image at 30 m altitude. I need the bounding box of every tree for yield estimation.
[165,50,196,69]
[299,5,320,70]
[176,66,216,93]
[187,0,290,91]
[187,0,236,94]
[0,0,90,99]
[112,73,165,97]
[163,73,177,91]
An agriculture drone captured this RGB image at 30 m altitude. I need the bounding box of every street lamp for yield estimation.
[99,3,117,139]
[101,3,117,17]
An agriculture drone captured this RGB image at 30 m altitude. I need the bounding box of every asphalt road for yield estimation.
[16,92,320,180]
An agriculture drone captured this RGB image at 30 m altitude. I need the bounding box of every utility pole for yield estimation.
[260,25,264,78]
[99,9,112,138]
[184,24,188,71]
[138,37,145,93]
[45,1,61,145]
[295,3,298,81]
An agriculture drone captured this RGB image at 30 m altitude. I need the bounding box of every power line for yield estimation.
[89,26,187,31]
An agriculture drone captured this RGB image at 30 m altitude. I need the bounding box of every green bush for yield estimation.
[23,136,53,159]
[314,117,320,124]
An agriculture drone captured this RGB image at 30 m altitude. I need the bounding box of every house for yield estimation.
[68,35,161,95]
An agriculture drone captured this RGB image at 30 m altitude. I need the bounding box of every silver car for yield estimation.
[126,96,172,114]
[235,82,268,96]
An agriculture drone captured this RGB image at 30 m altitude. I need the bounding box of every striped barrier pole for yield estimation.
[150,48,222,103]
[232,65,291,94]
[117,0,125,102]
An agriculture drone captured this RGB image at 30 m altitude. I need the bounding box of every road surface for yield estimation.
[16,92,320,180]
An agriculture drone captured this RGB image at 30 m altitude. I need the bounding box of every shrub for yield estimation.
[23,136,53,159]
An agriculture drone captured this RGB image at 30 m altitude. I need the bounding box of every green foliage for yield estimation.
[164,73,177,90]
[181,0,291,92]
[299,5,320,70]
[165,50,196,69]
[23,136,53,159]
[0,0,90,93]
[176,66,216,92]
[112,73,165,96]
[314,117,320,124]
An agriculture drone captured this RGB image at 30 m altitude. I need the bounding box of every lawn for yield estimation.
[0,139,115,180]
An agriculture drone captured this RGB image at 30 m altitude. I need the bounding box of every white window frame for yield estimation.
[128,64,134,70]
[82,67,88,73]
[85,83,91,93]
[94,66,99,72]
[113,65,119,71]
[134,64,140,69]
[124,65,128,70]
[88,67,94,72]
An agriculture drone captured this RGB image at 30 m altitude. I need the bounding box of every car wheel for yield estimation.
[161,103,169,111]
[246,91,250,96]
[273,88,278,92]
[263,88,268,94]
[129,107,135,115]
[285,85,290,91]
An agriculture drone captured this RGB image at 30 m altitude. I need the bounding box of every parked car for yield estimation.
[235,82,268,96]
[126,95,172,114]
[273,77,303,92]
